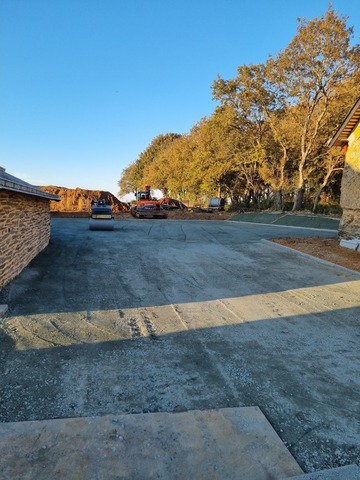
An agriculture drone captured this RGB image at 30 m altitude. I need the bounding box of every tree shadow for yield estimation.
[0,305,359,472]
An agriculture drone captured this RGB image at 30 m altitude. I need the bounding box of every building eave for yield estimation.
[328,97,360,148]
[0,167,60,201]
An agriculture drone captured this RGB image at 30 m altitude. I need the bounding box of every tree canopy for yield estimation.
[118,133,181,195]
[119,5,360,211]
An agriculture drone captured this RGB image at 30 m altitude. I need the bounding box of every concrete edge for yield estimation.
[340,239,360,251]
[225,220,338,232]
[0,406,305,479]
[261,239,360,276]
[288,463,360,479]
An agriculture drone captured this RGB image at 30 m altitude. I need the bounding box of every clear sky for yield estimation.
[0,0,359,198]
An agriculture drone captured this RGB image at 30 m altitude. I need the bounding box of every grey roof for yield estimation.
[0,167,60,201]
[329,97,360,147]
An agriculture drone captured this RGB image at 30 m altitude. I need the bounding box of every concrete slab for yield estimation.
[229,213,340,230]
[0,406,304,480]
[340,239,360,251]
[289,464,360,479]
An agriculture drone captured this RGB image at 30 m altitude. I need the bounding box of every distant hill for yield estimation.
[38,186,130,213]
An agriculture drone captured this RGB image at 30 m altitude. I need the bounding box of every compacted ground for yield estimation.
[164,210,360,273]
[134,210,360,273]
[53,209,359,274]
[1,217,359,474]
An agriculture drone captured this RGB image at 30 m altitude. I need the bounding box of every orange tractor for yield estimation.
[131,186,167,219]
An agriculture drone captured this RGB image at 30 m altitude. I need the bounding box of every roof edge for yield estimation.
[328,97,360,148]
[0,167,60,201]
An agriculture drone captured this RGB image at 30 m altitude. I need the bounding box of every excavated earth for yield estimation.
[271,237,360,274]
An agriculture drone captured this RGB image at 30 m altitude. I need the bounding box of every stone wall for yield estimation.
[339,122,360,239]
[0,190,51,289]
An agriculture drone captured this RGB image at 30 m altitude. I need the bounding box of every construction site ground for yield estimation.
[0,215,359,479]
[124,209,359,273]
[226,212,359,274]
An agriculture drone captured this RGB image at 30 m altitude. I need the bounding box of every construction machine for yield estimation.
[131,186,166,219]
[89,199,115,230]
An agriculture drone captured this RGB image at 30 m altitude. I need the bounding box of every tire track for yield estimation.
[128,313,158,340]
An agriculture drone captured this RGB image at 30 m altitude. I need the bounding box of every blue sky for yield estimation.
[0,0,359,198]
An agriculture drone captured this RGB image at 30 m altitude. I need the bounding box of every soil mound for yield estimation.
[38,186,130,213]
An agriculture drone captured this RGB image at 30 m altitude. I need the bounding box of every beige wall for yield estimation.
[0,190,51,289]
[339,122,360,239]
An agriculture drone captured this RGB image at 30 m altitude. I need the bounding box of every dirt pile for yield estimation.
[159,198,188,209]
[271,237,360,272]
[38,186,130,213]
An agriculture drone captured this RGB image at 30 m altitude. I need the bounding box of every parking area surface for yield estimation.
[0,218,359,473]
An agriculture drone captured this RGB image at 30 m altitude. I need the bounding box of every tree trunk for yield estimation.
[245,189,253,208]
[273,189,283,210]
[312,187,323,213]
[292,188,304,211]
[312,167,342,213]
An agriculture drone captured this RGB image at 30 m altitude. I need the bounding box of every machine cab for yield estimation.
[137,186,151,201]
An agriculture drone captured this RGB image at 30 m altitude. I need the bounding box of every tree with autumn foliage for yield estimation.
[265,6,358,209]
[213,5,359,210]
[143,134,196,199]
[119,5,360,212]
[118,133,181,196]
[212,63,291,208]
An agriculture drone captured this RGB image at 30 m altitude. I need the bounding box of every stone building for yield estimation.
[0,167,60,289]
[329,97,360,244]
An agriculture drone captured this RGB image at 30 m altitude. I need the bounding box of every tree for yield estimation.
[119,6,359,211]
[213,64,292,209]
[143,134,195,199]
[311,149,344,212]
[188,107,266,206]
[212,5,358,210]
[118,133,181,195]
[118,163,140,197]
[189,108,239,198]
[265,6,357,209]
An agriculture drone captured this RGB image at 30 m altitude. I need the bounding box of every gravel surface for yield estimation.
[0,218,359,474]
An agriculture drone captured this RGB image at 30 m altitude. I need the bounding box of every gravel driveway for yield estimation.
[0,218,359,473]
